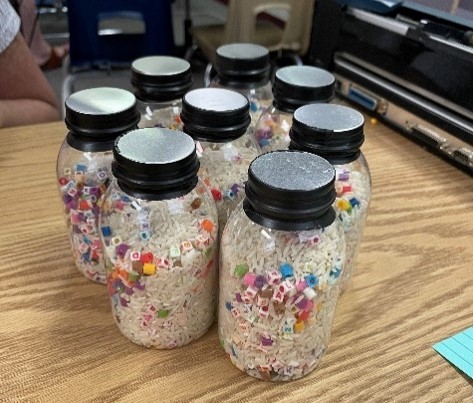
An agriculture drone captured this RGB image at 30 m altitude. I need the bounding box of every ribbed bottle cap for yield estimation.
[214,43,270,88]
[131,56,193,102]
[65,87,140,152]
[289,104,365,164]
[112,128,200,200]
[273,66,335,113]
[244,151,336,230]
[181,88,251,142]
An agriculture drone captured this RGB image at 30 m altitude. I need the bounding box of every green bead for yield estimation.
[128,271,140,282]
[234,263,249,278]
[157,309,169,318]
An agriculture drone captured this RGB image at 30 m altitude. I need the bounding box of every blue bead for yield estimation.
[330,268,342,278]
[224,189,235,200]
[305,274,318,287]
[279,263,294,279]
[260,138,269,147]
[101,226,112,237]
[76,163,87,172]
[225,301,233,311]
[349,197,360,208]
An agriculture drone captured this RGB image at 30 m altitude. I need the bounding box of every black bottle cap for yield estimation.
[214,43,271,89]
[65,87,140,152]
[131,56,193,102]
[272,66,336,113]
[112,128,200,200]
[181,88,251,142]
[289,104,365,164]
[243,151,336,231]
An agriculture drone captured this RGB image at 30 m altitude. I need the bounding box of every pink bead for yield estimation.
[296,279,308,292]
[244,272,256,286]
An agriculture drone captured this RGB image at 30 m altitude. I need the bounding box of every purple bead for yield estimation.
[261,337,273,346]
[124,287,134,295]
[338,171,350,181]
[135,281,145,290]
[297,298,308,310]
[120,297,129,307]
[235,293,243,303]
[63,194,73,204]
[231,184,240,195]
[254,275,266,289]
[66,200,76,210]
[116,243,129,258]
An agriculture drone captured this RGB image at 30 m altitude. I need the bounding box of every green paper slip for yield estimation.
[433,327,473,379]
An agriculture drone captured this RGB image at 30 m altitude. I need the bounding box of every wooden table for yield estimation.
[1,120,472,402]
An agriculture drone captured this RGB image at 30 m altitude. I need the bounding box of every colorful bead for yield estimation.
[258,305,270,318]
[245,286,258,299]
[139,230,151,241]
[223,189,235,200]
[296,279,308,292]
[330,267,342,278]
[303,287,317,300]
[201,219,215,233]
[111,236,122,246]
[298,310,310,321]
[180,241,193,253]
[305,274,318,288]
[337,199,352,213]
[130,251,141,261]
[267,270,282,285]
[157,309,169,318]
[142,263,156,276]
[338,171,350,181]
[279,263,294,279]
[230,184,240,195]
[350,197,361,208]
[294,320,305,333]
[253,275,266,289]
[261,336,273,346]
[211,188,223,201]
[140,252,154,263]
[234,263,249,278]
[169,245,181,258]
[243,272,256,286]
[191,197,202,209]
[342,185,353,195]
[116,243,129,258]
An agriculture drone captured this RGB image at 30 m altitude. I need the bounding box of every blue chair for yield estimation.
[62,0,175,112]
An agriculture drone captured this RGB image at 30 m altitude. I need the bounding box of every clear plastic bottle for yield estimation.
[209,43,273,132]
[219,151,346,381]
[289,104,371,293]
[56,87,140,284]
[131,56,193,130]
[254,65,336,153]
[180,88,260,235]
[100,128,218,349]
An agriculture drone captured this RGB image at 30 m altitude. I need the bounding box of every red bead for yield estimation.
[298,310,310,321]
[79,200,92,210]
[211,188,222,201]
[58,177,68,186]
[140,252,154,264]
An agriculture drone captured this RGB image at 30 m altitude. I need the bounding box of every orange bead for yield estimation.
[201,219,214,233]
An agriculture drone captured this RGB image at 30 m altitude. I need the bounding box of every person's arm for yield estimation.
[0,33,60,128]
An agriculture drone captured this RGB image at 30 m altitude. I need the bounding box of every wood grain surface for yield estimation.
[0,120,472,402]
